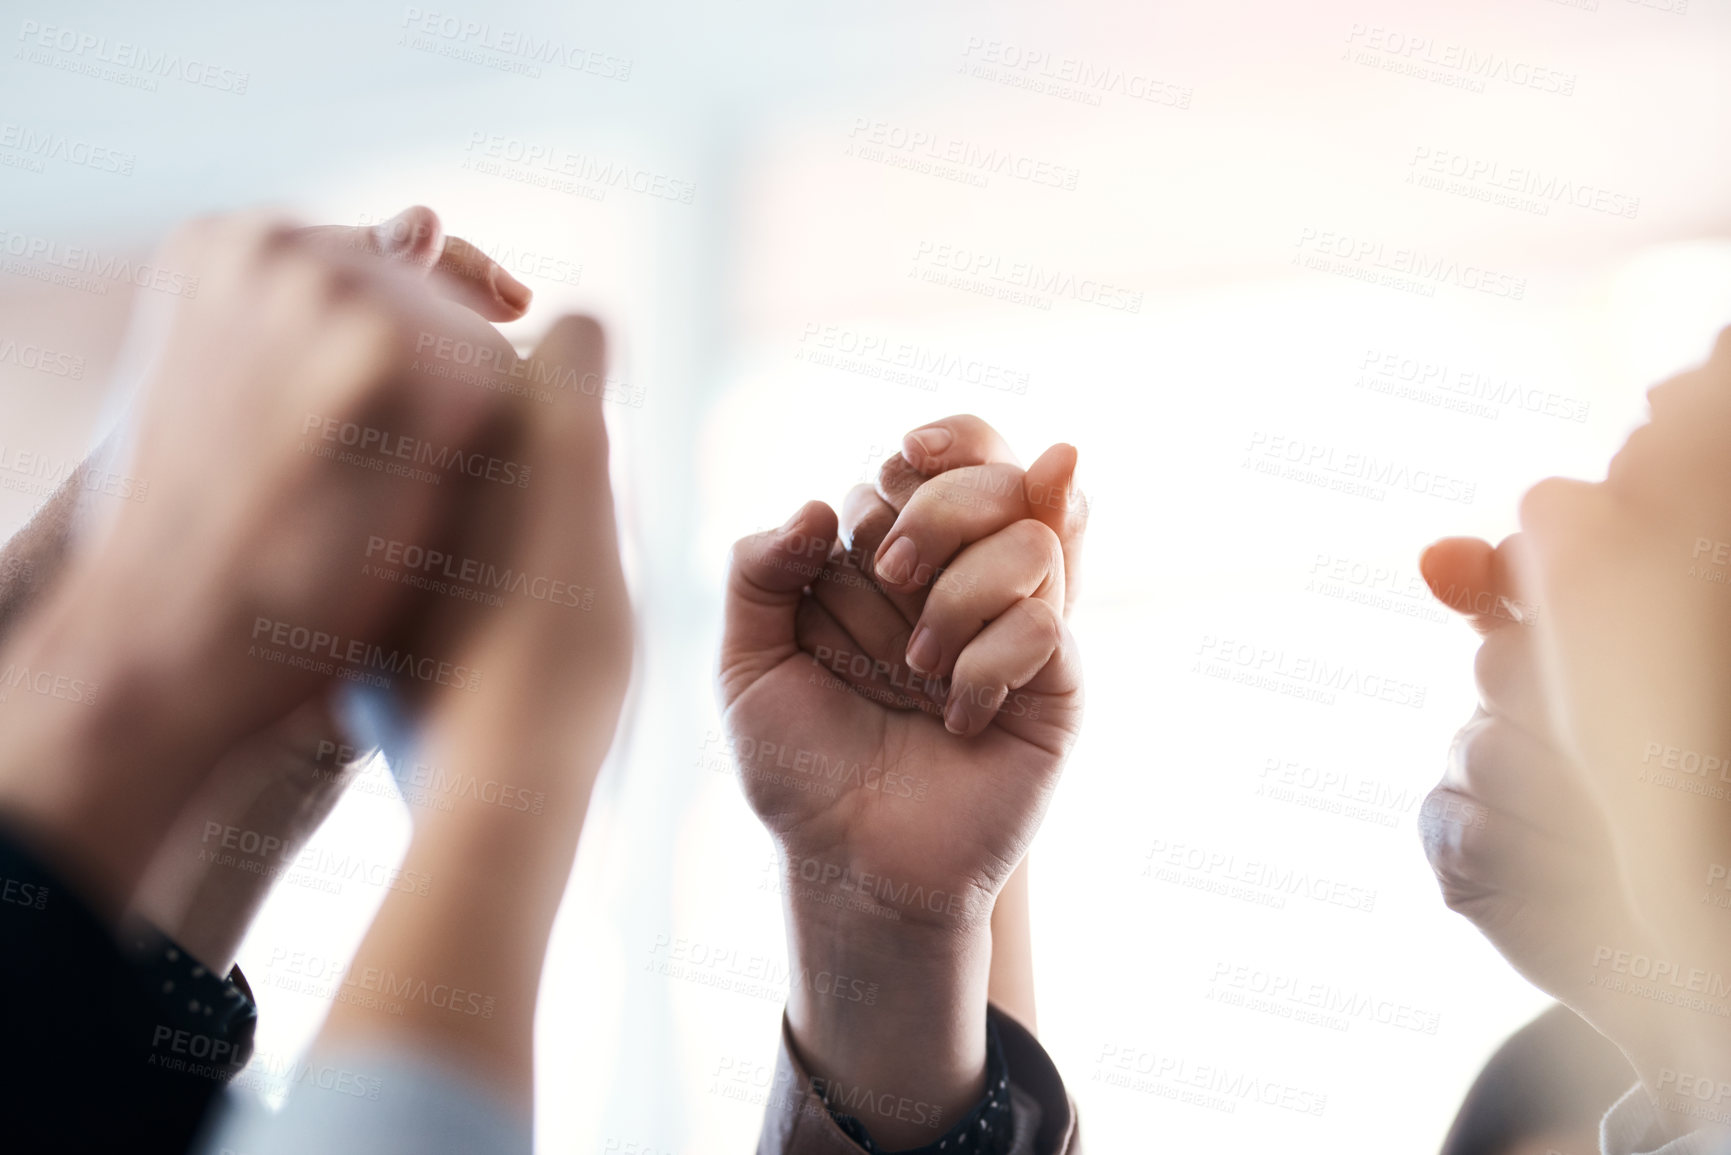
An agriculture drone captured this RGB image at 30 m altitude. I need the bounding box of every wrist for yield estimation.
[0,580,226,916]
[783,883,993,1150]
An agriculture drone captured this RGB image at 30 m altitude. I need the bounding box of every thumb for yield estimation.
[1420,535,1535,636]
[718,500,837,708]
[1026,443,1085,613]
[296,205,533,321]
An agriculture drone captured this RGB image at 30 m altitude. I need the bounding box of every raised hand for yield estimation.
[718,414,1083,1149]
[1427,328,1731,1137]
[0,209,532,916]
[1417,537,1652,1073]
[314,316,631,1109]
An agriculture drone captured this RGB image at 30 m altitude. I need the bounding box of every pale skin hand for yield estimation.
[719,415,1085,1149]
[315,316,632,1111]
[121,207,536,974]
[1427,331,1731,1139]
[1519,336,1731,1136]
[1417,538,1656,1083]
[0,210,531,920]
[1515,335,1731,949]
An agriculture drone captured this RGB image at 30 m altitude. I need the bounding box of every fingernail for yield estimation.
[878,536,917,583]
[779,505,805,534]
[906,626,940,675]
[902,426,952,467]
[943,698,968,735]
[490,264,533,313]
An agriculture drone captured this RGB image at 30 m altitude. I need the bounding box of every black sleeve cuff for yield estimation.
[0,821,257,1154]
[823,1017,1015,1155]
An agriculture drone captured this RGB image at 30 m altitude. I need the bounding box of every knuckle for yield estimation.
[1009,517,1065,570]
[389,205,442,252]
[876,455,922,502]
[1021,595,1064,647]
[538,313,605,362]
[1517,476,1588,539]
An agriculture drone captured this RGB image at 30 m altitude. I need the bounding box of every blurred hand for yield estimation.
[1515,330,1731,951]
[122,207,540,970]
[1417,537,1652,1066]
[718,414,1084,1148]
[0,208,533,914]
[405,315,633,833]
[318,316,632,1105]
[1428,327,1731,1136]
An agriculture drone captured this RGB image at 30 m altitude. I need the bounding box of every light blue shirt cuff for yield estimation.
[197,1045,531,1155]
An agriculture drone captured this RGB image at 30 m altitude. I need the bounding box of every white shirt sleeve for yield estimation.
[1603,1083,1731,1155]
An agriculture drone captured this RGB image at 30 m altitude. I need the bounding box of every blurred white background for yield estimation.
[3,0,1731,1150]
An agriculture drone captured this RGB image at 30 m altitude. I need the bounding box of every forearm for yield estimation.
[783,895,992,1150]
[0,463,89,644]
[317,714,600,1110]
[988,856,1036,1034]
[0,577,228,918]
[128,743,360,974]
